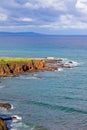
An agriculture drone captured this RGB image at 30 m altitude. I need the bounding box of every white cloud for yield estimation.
[39,14,87,29]
[24,0,67,11]
[76,0,87,13]
[24,2,39,9]
[0,25,35,32]
[18,17,34,22]
[0,13,8,21]
[0,0,87,33]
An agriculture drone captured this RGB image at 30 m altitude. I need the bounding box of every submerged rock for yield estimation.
[0,103,12,110]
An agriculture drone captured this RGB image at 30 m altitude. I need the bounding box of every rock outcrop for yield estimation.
[0,58,74,77]
[0,59,46,77]
[0,103,12,110]
[0,118,8,130]
[0,116,18,130]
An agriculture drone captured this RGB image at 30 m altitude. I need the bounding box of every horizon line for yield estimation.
[0,31,87,36]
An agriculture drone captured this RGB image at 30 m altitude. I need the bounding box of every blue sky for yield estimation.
[0,0,87,34]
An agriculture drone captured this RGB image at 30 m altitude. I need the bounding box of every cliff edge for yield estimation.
[0,58,74,77]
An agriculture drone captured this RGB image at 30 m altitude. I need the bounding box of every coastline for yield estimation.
[0,57,74,77]
[0,57,77,129]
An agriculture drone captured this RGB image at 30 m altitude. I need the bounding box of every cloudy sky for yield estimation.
[0,0,87,34]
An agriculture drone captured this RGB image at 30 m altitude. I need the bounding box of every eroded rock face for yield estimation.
[0,103,12,110]
[0,60,46,77]
[0,118,8,130]
[0,64,11,76]
[32,60,45,70]
[0,59,74,77]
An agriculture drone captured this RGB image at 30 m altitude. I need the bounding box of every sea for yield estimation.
[0,35,87,130]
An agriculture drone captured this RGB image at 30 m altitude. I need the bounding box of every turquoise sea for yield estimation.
[0,35,87,130]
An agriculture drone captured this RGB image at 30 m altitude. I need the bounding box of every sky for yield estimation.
[0,0,87,34]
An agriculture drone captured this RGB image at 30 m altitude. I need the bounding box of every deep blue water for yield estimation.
[0,35,87,130]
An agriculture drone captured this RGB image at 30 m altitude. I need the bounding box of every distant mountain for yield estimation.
[0,32,86,37]
[0,32,46,36]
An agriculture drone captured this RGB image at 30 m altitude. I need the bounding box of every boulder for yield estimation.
[0,103,11,110]
[0,118,8,130]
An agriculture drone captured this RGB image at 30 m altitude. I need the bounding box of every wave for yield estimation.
[27,100,87,114]
[31,125,48,130]
[17,75,41,80]
[64,60,79,67]
[46,57,79,67]
[58,68,63,72]
[9,104,14,110]
[12,115,22,122]
[47,57,55,60]
[11,121,30,130]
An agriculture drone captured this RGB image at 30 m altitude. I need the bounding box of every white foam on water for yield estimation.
[64,61,79,67]
[33,73,38,76]
[11,104,14,110]
[11,115,22,130]
[12,115,22,121]
[47,57,64,61]
[18,75,40,80]
[0,85,5,89]
[47,57,55,59]
[58,68,63,72]
[11,122,31,130]
[71,61,79,66]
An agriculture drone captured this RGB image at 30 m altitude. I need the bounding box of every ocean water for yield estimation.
[0,35,87,130]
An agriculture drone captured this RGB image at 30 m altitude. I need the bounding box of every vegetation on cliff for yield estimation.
[0,57,74,77]
[0,58,46,77]
[0,58,32,64]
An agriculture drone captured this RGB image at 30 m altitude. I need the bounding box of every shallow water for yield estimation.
[0,35,87,130]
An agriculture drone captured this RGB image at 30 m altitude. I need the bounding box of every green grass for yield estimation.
[0,57,33,64]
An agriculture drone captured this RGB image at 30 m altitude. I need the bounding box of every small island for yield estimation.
[0,57,74,77]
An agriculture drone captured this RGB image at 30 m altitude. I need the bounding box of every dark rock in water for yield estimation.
[0,118,8,130]
[0,115,18,130]
[0,103,11,110]
[62,65,72,68]
[68,61,73,64]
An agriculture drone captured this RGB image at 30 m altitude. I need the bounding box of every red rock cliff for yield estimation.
[0,59,47,77]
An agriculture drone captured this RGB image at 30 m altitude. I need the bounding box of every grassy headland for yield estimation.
[0,57,33,64]
[0,57,46,77]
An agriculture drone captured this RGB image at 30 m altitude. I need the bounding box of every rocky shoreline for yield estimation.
[0,58,74,77]
[0,57,77,129]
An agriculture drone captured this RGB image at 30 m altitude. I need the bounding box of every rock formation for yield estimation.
[0,118,8,130]
[0,103,12,110]
[0,59,46,77]
[0,116,18,130]
[0,58,74,77]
